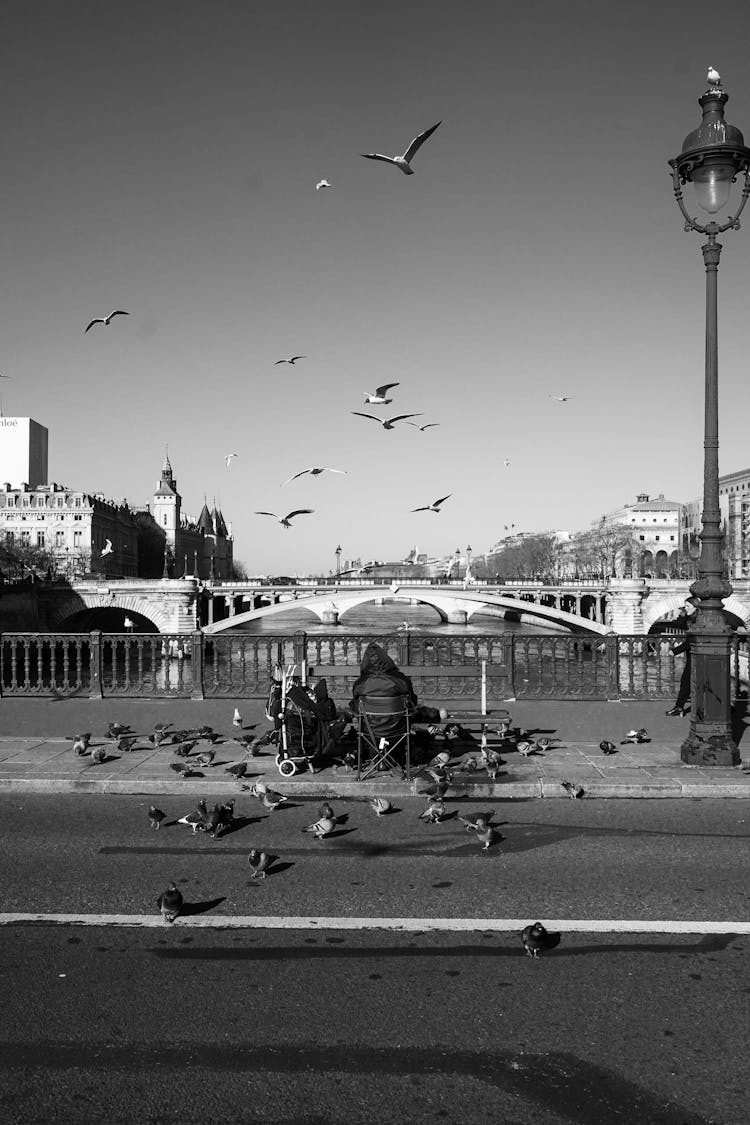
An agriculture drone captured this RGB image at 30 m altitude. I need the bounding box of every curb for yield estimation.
[0,777,747,798]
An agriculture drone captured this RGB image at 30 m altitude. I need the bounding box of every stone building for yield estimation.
[0,454,233,581]
[150,454,233,580]
[719,467,750,579]
[0,482,139,579]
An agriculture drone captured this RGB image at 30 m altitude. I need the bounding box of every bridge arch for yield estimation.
[202,586,610,635]
[48,592,167,633]
[642,591,750,633]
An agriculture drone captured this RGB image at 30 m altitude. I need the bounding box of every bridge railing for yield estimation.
[2,630,748,703]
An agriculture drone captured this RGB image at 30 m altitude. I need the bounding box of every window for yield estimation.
[36,531,45,547]
[669,535,674,541]
[20,530,30,545]
[655,535,660,542]
[55,531,65,548]
[74,497,81,508]
[73,531,82,547]
[639,535,645,541]
[22,496,30,507]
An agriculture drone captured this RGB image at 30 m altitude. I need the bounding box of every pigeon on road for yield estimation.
[157,883,183,924]
[177,801,208,834]
[248,849,271,879]
[302,815,336,840]
[148,805,166,830]
[361,120,441,175]
[600,740,617,755]
[368,797,392,817]
[521,921,561,958]
[418,796,445,823]
[561,780,585,799]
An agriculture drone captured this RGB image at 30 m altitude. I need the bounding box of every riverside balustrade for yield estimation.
[1,629,748,703]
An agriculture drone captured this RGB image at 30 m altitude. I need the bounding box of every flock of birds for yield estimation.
[79,118,574,543]
[69,710,652,954]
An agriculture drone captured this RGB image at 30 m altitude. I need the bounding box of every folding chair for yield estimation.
[356,695,411,780]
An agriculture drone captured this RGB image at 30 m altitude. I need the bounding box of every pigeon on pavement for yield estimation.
[600,740,618,755]
[71,733,91,755]
[561,780,585,799]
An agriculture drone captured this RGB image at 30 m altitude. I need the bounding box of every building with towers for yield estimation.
[152,452,233,580]
[0,447,233,581]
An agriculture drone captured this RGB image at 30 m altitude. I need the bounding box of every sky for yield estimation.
[1,0,748,576]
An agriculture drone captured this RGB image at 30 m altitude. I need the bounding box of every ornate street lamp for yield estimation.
[668,69,749,766]
[335,544,342,576]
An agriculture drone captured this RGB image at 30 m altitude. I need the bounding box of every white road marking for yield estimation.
[0,914,748,933]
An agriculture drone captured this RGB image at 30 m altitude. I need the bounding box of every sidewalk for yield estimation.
[0,696,747,799]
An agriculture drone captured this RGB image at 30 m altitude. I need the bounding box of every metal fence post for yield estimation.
[606,633,620,701]
[89,630,104,699]
[191,631,205,699]
[504,635,516,700]
[293,631,307,668]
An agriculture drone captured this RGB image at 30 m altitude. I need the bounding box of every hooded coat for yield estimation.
[350,642,417,740]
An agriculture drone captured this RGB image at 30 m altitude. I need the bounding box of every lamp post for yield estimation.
[335,544,342,577]
[668,70,749,766]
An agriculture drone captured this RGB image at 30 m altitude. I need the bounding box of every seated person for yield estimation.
[348,641,447,744]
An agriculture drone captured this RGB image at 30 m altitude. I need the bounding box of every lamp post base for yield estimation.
[680,632,739,766]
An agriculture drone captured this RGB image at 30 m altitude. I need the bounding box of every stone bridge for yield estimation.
[14,576,750,636]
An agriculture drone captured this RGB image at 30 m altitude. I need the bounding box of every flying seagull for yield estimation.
[282,467,347,486]
[101,539,113,557]
[407,421,439,431]
[549,394,573,402]
[364,382,399,404]
[351,412,422,430]
[316,179,331,190]
[361,120,442,175]
[225,453,239,467]
[411,493,452,514]
[255,509,314,529]
[85,310,129,333]
[504,458,511,468]
[275,355,306,365]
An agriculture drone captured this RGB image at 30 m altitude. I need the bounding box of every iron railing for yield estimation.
[1,630,748,703]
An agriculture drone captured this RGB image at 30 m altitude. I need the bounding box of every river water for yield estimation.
[228,603,564,637]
